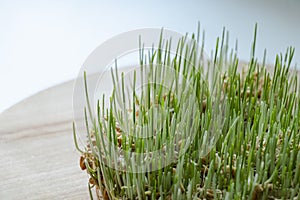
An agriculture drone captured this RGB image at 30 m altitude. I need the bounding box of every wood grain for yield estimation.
[0,79,89,199]
[0,67,134,199]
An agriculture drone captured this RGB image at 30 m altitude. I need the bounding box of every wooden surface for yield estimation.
[0,67,134,199]
[0,78,89,199]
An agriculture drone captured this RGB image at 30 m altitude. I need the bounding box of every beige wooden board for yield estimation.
[0,78,90,199]
[0,67,135,199]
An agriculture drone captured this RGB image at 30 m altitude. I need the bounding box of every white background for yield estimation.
[1,0,300,113]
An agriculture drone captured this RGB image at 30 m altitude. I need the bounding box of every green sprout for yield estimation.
[74,24,300,199]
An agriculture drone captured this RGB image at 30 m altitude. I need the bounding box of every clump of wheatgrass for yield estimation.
[73,24,300,199]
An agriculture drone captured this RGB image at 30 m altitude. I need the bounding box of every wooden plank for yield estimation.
[0,67,134,199]
[0,79,89,199]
